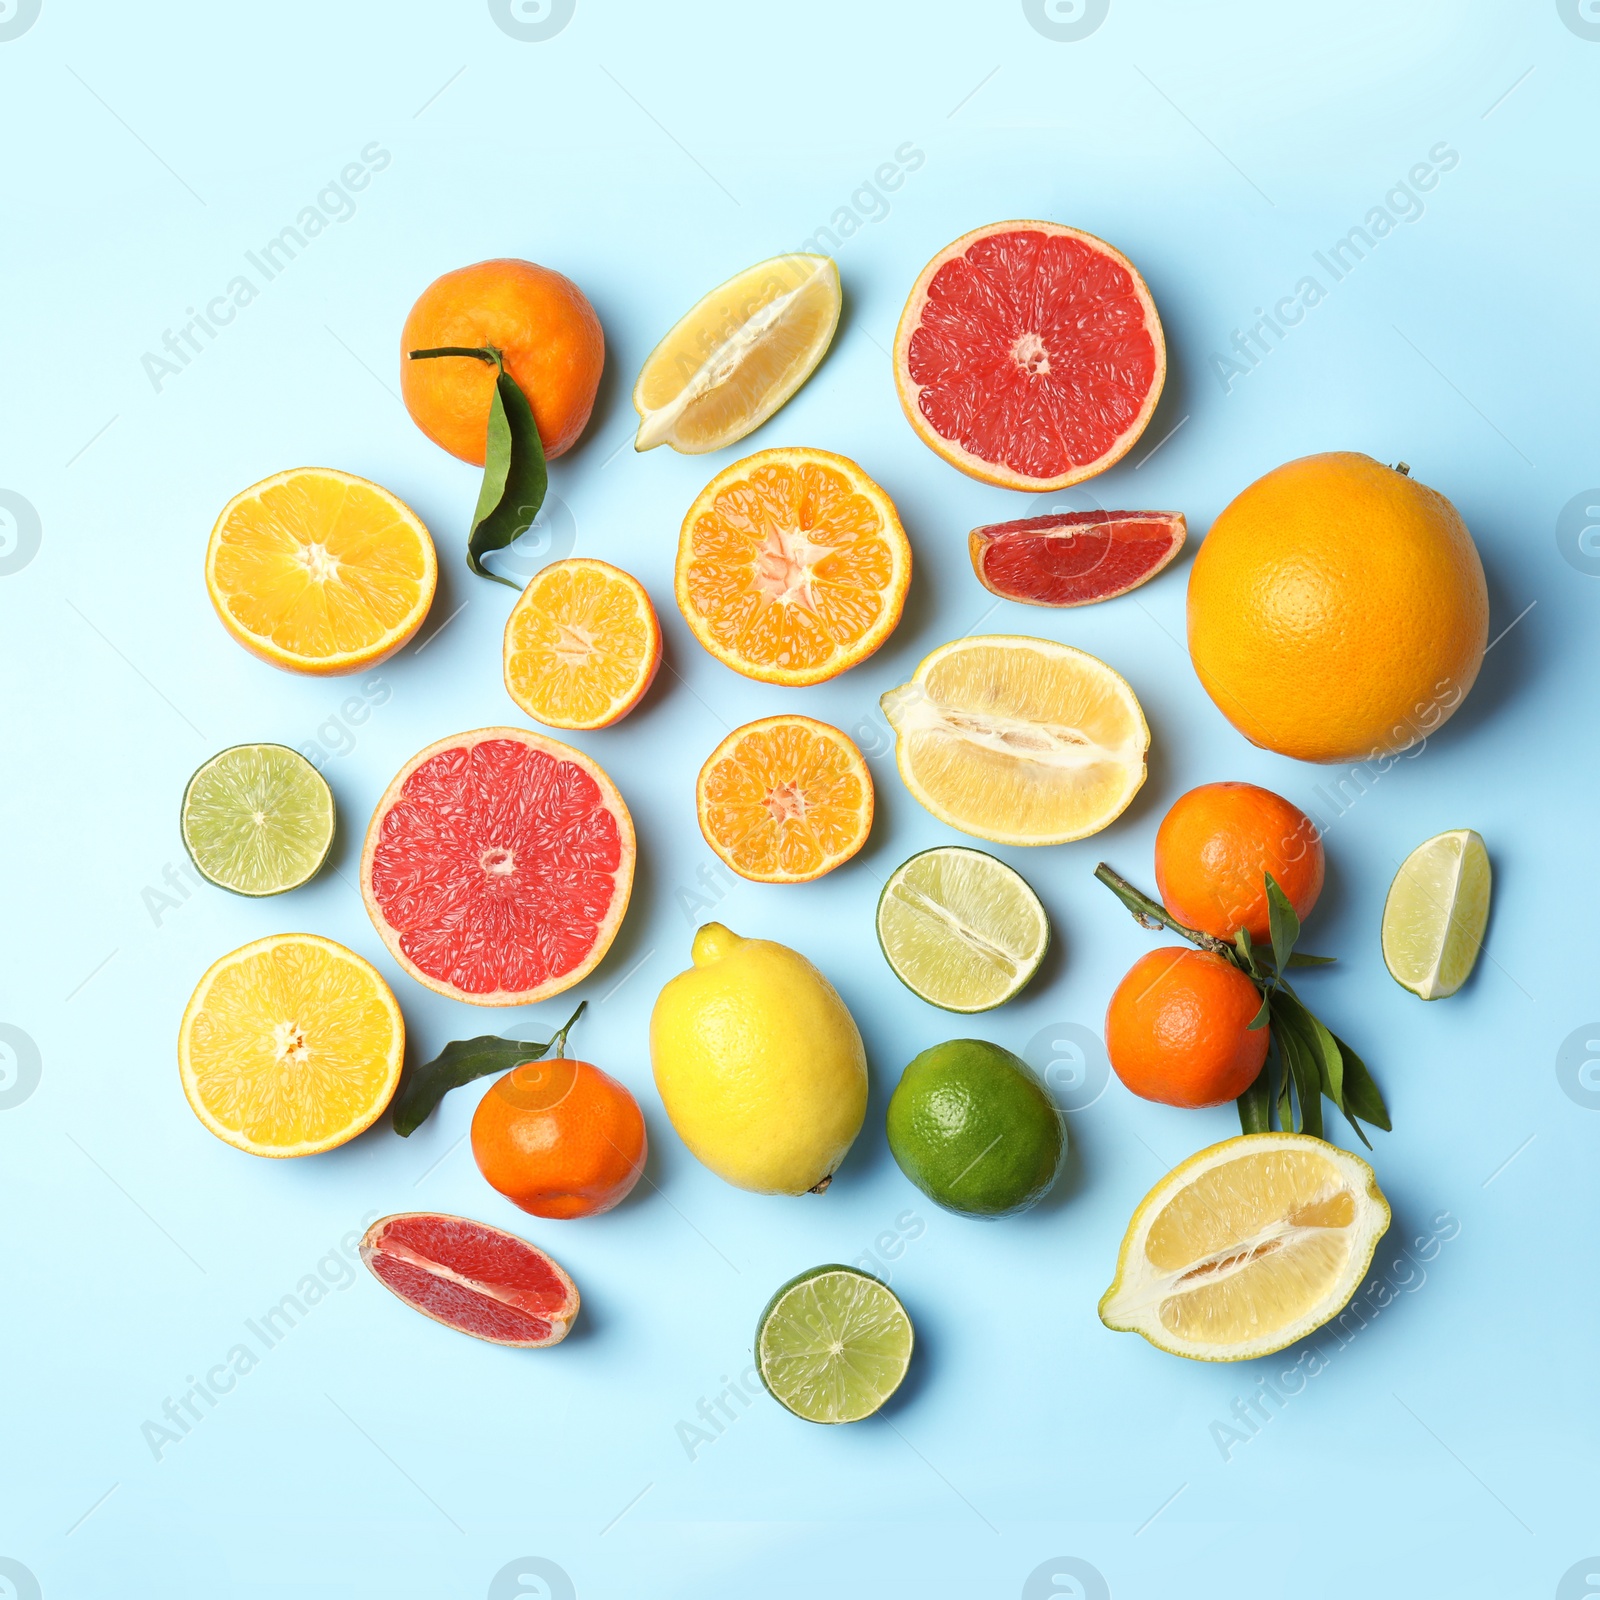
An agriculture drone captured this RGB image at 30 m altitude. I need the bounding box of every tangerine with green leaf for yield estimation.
[470,1029,647,1220]
[401,258,604,465]
[1105,947,1269,1109]
[1154,782,1323,945]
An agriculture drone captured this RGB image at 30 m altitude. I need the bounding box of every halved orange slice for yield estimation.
[675,447,911,686]
[178,933,405,1158]
[503,558,661,730]
[206,467,437,675]
[696,715,873,883]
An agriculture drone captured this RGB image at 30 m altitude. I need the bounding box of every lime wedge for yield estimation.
[876,846,1049,1012]
[1381,829,1490,999]
[756,1266,913,1424]
[181,744,335,896]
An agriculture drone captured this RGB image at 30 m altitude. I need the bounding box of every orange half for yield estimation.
[504,558,662,730]
[206,467,437,675]
[674,447,911,686]
[696,715,874,883]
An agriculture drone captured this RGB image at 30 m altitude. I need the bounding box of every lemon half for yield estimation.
[880,635,1148,845]
[1099,1133,1390,1362]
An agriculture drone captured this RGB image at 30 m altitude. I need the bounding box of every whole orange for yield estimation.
[401,258,604,465]
[1187,453,1488,763]
[471,1054,646,1219]
[1105,948,1268,1108]
[1154,782,1324,944]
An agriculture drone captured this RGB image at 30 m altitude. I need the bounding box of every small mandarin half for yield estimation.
[696,715,873,883]
[504,558,661,730]
[1105,947,1268,1109]
[675,447,911,686]
[1154,782,1324,944]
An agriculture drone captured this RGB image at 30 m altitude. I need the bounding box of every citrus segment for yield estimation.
[634,253,840,453]
[970,510,1186,606]
[361,1213,579,1347]
[177,933,404,1158]
[894,221,1166,490]
[206,467,437,675]
[181,743,335,896]
[1099,1133,1391,1361]
[1381,829,1491,1000]
[503,558,661,730]
[876,847,1049,1012]
[696,715,872,883]
[880,634,1148,845]
[756,1266,914,1423]
[361,728,634,1006]
[675,447,911,686]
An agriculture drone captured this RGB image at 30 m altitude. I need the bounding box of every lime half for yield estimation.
[182,744,335,896]
[876,846,1049,1012]
[756,1265,913,1424]
[1381,829,1490,999]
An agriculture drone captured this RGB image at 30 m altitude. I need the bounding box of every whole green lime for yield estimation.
[886,1039,1065,1216]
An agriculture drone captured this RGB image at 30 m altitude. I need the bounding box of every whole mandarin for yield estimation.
[471,1053,646,1219]
[1155,781,1324,944]
[401,258,604,465]
[1105,947,1269,1108]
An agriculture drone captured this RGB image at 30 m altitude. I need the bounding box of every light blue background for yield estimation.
[3,2,1597,1595]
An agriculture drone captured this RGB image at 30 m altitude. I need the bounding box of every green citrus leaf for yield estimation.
[1265,871,1300,976]
[391,1002,584,1136]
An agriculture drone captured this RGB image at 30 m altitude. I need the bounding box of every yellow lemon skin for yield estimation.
[649,923,868,1195]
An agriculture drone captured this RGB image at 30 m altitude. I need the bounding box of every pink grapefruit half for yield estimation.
[970,510,1186,606]
[361,727,634,1006]
[894,220,1166,490]
[360,1212,579,1347]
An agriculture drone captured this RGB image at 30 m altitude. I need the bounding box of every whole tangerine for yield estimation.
[471,1052,646,1219]
[401,258,604,466]
[1105,947,1269,1109]
[1155,781,1324,945]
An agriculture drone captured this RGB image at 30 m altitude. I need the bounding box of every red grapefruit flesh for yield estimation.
[970,510,1186,606]
[894,221,1166,490]
[361,727,634,1006]
[360,1212,579,1347]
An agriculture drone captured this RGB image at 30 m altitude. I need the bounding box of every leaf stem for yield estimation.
[1092,863,1235,956]
[545,1001,586,1061]
[408,345,503,367]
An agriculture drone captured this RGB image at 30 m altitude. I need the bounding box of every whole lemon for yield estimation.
[649,923,868,1195]
[1187,453,1488,764]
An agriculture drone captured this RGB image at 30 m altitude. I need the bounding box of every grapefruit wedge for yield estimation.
[361,727,634,1006]
[361,1213,579,1348]
[970,510,1186,606]
[894,221,1166,490]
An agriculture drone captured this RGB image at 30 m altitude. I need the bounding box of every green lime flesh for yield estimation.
[1381,828,1490,999]
[181,743,335,896]
[876,846,1049,1013]
[755,1265,914,1424]
[887,1039,1065,1217]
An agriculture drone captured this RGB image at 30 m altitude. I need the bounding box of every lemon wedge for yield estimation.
[880,635,1148,845]
[1099,1133,1391,1362]
[633,253,840,454]
[1381,828,1491,999]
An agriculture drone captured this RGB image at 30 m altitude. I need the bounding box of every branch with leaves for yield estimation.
[1094,865,1390,1147]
